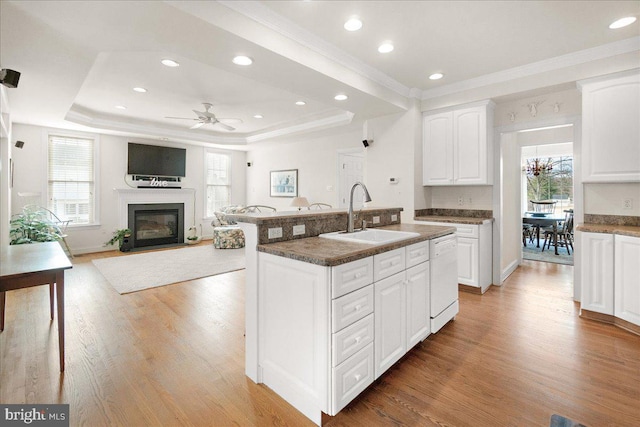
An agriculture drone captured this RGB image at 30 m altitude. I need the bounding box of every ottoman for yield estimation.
[213,226,245,249]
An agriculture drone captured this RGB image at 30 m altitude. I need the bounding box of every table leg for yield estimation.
[0,291,5,332]
[554,223,559,255]
[55,272,65,372]
[49,283,54,320]
[536,226,541,248]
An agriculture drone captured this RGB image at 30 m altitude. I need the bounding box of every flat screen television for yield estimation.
[127,143,186,177]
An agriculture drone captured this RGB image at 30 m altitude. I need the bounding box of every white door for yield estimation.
[423,112,453,185]
[453,107,486,184]
[581,232,614,315]
[374,272,406,378]
[338,153,364,209]
[405,262,430,348]
[457,237,478,287]
[614,235,640,326]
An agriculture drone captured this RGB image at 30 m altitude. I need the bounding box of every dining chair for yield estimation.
[529,200,557,213]
[542,212,574,254]
[308,203,332,210]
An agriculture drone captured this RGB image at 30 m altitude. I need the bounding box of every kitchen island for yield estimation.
[229,208,456,425]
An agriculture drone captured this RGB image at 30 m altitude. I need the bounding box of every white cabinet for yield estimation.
[422,100,494,186]
[418,221,492,293]
[373,245,430,378]
[580,231,614,315]
[614,235,640,326]
[579,70,640,182]
[257,240,432,424]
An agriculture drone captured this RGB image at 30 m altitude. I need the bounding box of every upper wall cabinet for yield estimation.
[422,100,495,186]
[579,70,640,183]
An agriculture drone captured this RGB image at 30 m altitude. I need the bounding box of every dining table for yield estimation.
[522,212,566,255]
[0,242,73,371]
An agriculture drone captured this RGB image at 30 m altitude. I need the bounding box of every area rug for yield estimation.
[92,245,245,294]
[550,414,587,427]
[523,244,573,266]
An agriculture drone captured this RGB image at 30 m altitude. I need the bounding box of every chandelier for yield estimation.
[525,158,553,176]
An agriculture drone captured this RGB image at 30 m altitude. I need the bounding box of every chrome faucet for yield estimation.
[347,181,372,233]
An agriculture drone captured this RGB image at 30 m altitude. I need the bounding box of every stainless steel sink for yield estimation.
[319,229,420,245]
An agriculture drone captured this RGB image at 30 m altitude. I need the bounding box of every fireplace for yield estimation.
[128,203,184,249]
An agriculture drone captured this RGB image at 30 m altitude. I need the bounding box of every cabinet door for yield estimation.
[453,107,488,185]
[580,232,614,315]
[374,272,406,378]
[423,112,453,185]
[457,237,478,287]
[405,262,430,348]
[614,235,640,326]
[581,71,640,182]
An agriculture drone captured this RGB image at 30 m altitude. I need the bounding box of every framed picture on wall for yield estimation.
[270,169,298,197]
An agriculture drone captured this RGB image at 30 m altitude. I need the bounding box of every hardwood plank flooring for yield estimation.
[1,249,639,426]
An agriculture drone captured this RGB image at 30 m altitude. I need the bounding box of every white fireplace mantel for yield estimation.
[115,188,196,232]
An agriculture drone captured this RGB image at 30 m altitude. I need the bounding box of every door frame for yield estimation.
[337,148,364,209]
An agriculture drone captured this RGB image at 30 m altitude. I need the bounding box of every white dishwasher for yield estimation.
[430,234,459,333]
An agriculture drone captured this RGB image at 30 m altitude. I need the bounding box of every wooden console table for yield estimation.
[0,242,73,371]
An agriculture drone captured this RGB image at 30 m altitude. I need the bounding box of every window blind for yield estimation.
[48,134,95,224]
[205,151,231,216]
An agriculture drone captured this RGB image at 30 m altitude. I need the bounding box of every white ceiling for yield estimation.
[1,1,639,148]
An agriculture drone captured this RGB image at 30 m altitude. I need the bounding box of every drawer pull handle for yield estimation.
[354,304,362,311]
[354,336,361,343]
[355,272,363,279]
[354,374,362,381]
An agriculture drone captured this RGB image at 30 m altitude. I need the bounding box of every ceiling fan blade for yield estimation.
[190,122,206,129]
[192,109,207,119]
[165,116,199,120]
[217,118,243,124]
[215,121,235,131]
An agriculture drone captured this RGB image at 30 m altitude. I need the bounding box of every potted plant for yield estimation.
[105,228,132,252]
[186,225,201,245]
[9,207,63,245]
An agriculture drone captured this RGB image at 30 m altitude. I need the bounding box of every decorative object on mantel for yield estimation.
[509,111,517,122]
[525,157,554,176]
[105,228,132,252]
[551,102,562,113]
[270,169,298,197]
[186,224,202,244]
[290,196,310,211]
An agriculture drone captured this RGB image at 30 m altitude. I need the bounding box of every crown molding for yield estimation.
[422,37,640,100]
[246,111,355,143]
[218,0,411,99]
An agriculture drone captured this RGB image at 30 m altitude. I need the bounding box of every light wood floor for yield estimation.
[1,249,639,426]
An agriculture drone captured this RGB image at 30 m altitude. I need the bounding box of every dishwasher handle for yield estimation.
[432,236,457,258]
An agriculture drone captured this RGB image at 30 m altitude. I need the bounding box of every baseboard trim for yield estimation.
[580,309,640,336]
[501,259,519,283]
[459,283,484,295]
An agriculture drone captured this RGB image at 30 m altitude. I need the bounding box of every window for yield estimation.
[205,150,231,217]
[48,134,96,225]
[525,155,574,214]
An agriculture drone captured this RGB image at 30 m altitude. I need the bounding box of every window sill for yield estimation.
[67,223,102,230]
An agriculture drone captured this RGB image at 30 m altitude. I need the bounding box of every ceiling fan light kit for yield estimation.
[165,102,242,132]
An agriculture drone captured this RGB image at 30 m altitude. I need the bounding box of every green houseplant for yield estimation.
[105,228,132,251]
[9,208,63,245]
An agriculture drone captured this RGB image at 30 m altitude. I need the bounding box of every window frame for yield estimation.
[44,129,100,227]
[203,148,233,219]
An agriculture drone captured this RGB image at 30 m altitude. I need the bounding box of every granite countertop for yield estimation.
[257,223,456,267]
[576,223,640,238]
[228,207,402,225]
[415,215,493,225]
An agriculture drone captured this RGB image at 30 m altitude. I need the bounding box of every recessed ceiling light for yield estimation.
[115,105,127,110]
[334,94,348,101]
[295,101,306,106]
[161,59,180,67]
[133,87,147,93]
[429,73,444,80]
[233,55,253,66]
[378,42,394,53]
[253,114,263,119]
[609,16,637,29]
[344,17,362,31]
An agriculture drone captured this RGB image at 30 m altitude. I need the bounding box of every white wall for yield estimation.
[10,123,246,253]
[584,183,640,216]
[430,186,494,210]
[244,103,421,222]
[500,133,521,276]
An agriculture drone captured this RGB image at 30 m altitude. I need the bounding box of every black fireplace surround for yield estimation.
[127,203,184,249]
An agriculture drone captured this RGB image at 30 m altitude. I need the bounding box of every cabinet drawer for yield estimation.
[332,285,374,332]
[332,343,374,415]
[453,223,478,238]
[332,257,374,299]
[374,248,405,282]
[406,241,429,268]
[332,314,374,367]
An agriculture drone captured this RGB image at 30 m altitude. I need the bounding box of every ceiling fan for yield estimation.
[165,102,242,131]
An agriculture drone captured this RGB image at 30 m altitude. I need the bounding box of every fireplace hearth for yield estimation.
[128,203,184,249]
